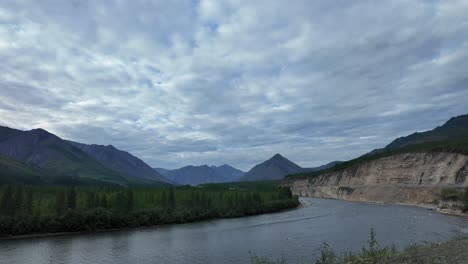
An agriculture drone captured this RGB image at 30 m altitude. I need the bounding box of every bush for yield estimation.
[440,188,463,201]
[464,187,468,212]
[251,229,397,264]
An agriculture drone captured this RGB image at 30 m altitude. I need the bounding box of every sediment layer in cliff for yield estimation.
[283,152,468,206]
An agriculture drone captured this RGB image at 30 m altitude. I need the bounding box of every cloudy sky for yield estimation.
[0,1,467,170]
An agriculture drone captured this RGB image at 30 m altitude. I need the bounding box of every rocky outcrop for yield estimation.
[282,152,468,207]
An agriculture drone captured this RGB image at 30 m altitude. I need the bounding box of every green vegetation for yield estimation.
[0,155,43,185]
[439,187,468,212]
[200,180,281,190]
[287,136,468,180]
[251,228,398,264]
[0,154,170,187]
[0,183,299,236]
[464,187,468,212]
[249,228,468,264]
[440,188,463,201]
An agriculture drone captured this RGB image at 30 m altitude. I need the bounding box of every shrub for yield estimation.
[464,187,468,212]
[440,188,463,201]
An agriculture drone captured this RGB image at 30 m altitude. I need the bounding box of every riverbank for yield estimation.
[0,184,299,238]
[0,198,300,240]
[2,198,467,264]
[388,237,468,263]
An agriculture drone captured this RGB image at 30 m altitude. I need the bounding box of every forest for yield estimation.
[0,182,299,236]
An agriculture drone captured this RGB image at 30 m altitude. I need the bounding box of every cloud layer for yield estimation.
[0,0,467,170]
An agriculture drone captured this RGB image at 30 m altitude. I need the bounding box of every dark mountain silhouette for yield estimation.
[0,126,170,186]
[288,113,468,179]
[385,114,468,150]
[155,164,244,185]
[301,160,342,173]
[240,154,303,181]
[361,113,468,157]
[69,141,171,183]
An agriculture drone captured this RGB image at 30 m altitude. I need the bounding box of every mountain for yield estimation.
[288,113,468,180]
[211,164,245,181]
[240,154,303,181]
[0,126,171,186]
[283,114,468,208]
[155,164,244,185]
[68,142,171,183]
[0,155,43,185]
[301,161,342,173]
[385,114,468,150]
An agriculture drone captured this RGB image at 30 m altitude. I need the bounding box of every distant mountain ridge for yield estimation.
[69,141,171,183]
[240,154,303,181]
[0,125,171,186]
[154,164,244,185]
[385,114,468,150]
[287,113,468,180]
[361,113,468,158]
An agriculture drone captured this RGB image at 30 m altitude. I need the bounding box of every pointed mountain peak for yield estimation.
[270,153,286,160]
[272,153,285,159]
[240,153,302,181]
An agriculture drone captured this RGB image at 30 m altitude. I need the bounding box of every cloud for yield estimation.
[0,0,467,170]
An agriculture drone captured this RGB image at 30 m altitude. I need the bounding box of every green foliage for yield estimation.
[251,229,397,264]
[315,243,337,264]
[440,188,463,201]
[0,183,299,236]
[464,187,468,212]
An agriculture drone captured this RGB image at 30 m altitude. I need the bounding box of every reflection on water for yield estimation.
[1,198,467,264]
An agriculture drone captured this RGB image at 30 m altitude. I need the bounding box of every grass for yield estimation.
[250,229,468,264]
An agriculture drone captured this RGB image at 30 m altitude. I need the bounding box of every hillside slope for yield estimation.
[69,142,171,183]
[283,113,468,206]
[0,126,169,186]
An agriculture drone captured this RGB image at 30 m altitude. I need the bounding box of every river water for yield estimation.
[1,198,467,264]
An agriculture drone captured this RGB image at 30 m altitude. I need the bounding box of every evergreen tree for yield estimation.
[55,190,66,215]
[126,189,134,212]
[100,195,108,208]
[85,191,96,209]
[25,188,33,214]
[67,187,76,210]
[14,186,24,215]
[0,185,15,216]
[168,188,176,208]
[161,191,167,207]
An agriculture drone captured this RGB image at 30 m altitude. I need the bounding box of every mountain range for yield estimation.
[4,113,465,186]
[0,126,171,186]
[154,164,244,185]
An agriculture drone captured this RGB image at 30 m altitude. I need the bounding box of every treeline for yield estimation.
[0,184,299,236]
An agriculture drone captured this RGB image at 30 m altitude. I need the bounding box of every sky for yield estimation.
[0,0,467,171]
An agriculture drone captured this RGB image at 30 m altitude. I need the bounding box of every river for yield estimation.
[1,198,467,264]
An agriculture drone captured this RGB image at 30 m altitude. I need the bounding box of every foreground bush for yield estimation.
[251,228,398,264]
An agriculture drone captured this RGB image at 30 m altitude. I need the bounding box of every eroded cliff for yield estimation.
[283,152,468,206]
